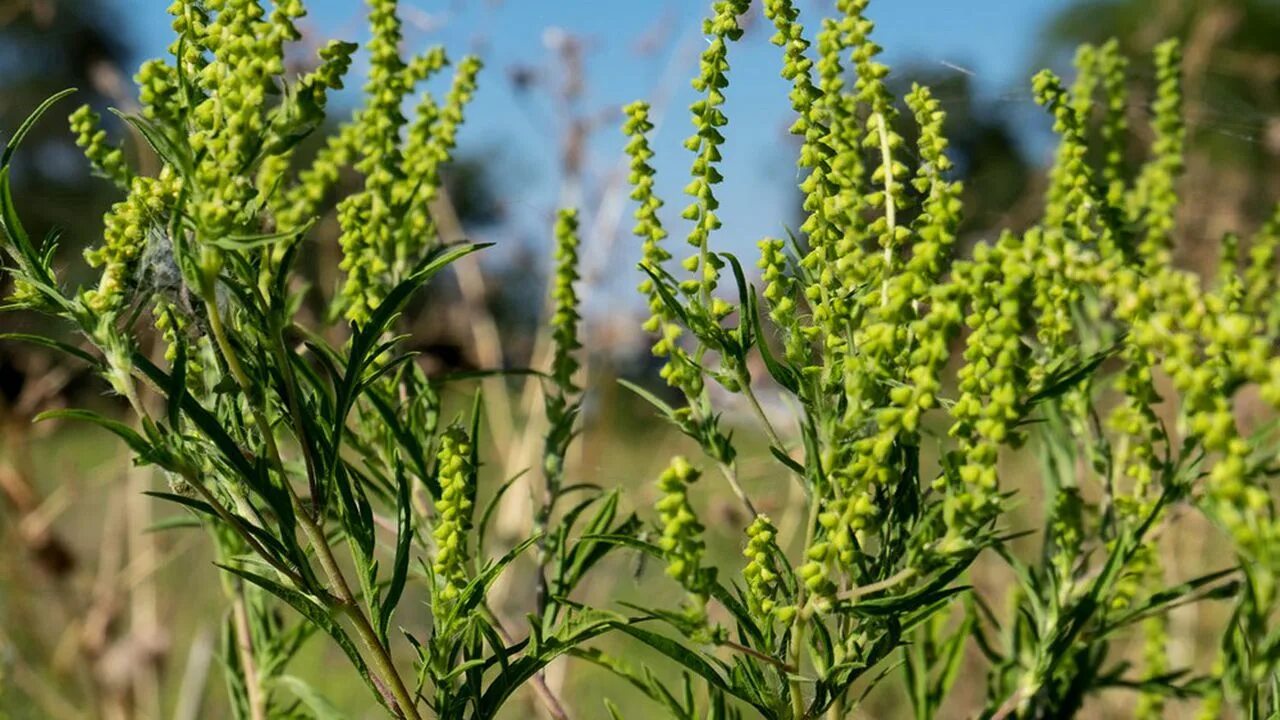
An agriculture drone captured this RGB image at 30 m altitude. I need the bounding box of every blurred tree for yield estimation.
[1041,0,1280,267]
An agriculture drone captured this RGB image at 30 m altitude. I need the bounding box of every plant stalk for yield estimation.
[201,289,423,720]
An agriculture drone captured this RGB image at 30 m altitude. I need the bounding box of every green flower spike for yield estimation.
[433,426,475,601]
[69,105,131,189]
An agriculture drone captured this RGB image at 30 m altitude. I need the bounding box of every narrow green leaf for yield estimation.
[377,468,414,644]
[34,409,155,459]
[273,676,347,720]
[0,333,100,368]
[108,108,192,176]
[2,88,76,168]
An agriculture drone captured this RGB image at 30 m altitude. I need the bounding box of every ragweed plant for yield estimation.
[606,1,1280,719]
[0,2,636,719]
[3,0,1280,718]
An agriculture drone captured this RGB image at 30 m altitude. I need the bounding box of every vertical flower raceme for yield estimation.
[821,2,871,296]
[1031,68,1092,370]
[814,0,905,580]
[764,0,847,365]
[277,123,360,233]
[69,105,131,189]
[136,58,183,126]
[946,233,1032,538]
[186,0,288,242]
[1244,202,1280,337]
[548,209,583,395]
[759,0,821,366]
[538,208,584,557]
[258,39,359,205]
[1098,40,1129,205]
[396,54,482,270]
[742,515,782,622]
[655,457,716,635]
[877,85,963,442]
[757,237,807,365]
[623,101,703,398]
[433,426,475,601]
[1129,40,1184,267]
[337,0,412,322]
[680,0,750,315]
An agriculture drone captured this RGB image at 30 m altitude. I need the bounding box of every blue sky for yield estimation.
[114,1,1076,310]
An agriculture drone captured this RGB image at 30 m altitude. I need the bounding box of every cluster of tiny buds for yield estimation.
[622,101,703,398]
[83,168,184,314]
[654,456,719,637]
[549,208,583,392]
[432,426,474,600]
[742,515,782,620]
[69,105,131,188]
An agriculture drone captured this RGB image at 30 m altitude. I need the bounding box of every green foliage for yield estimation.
[1,0,1279,718]
[613,1,1280,719]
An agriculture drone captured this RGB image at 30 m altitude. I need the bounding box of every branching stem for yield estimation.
[200,288,422,720]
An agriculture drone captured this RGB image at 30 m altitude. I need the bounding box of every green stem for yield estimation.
[736,368,787,453]
[874,111,897,310]
[789,615,806,720]
[835,568,916,602]
[789,489,823,720]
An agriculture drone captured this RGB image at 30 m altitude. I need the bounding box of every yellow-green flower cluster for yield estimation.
[623,101,702,397]
[433,426,474,600]
[397,54,481,267]
[823,3,914,559]
[757,237,806,365]
[277,123,359,232]
[1135,614,1169,719]
[742,514,782,621]
[1068,44,1099,129]
[1129,40,1184,267]
[655,457,711,601]
[185,0,296,238]
[337,0,412,321]
[946,233,1032,532]
[847,1,906,290]
[1047,487,1084,593]
[549,208,582,393]
[166,0,208,65]
[83,168,184,314]
[877,86,963,440]
[69,105,131,189]
[1124,264,1278,575]
[817,1,869,302]
[762,0,818,130]
[154,299,205,384]
[136,59,182,125]
[336,2,482,321]
[1098,40,1129,203]
[258,39,358,197]
[1244,202,1280,335]
[1031,69,1093,360]
[763,0,849,363]
[798,516,840,599]
[759,0,821,366]
[623,101,670,321]
[274,36,446,235]
[679,0,749,311]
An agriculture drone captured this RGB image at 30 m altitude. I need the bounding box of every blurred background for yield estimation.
[1,0,1279,718]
